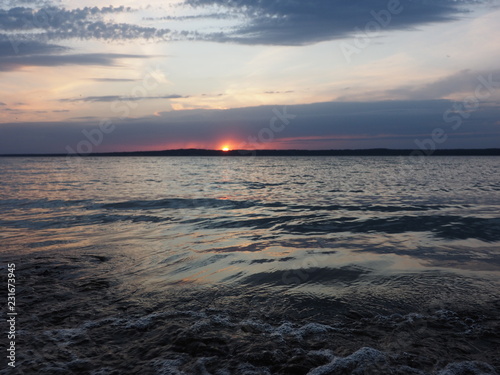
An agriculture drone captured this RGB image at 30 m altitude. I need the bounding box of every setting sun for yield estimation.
[221,146,230,152]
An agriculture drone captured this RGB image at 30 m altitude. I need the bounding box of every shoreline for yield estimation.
[2,250,499,374]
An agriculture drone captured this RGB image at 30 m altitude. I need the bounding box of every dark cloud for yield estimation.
[3,0,54,6]
[0,6,171,42]
[0,40,68,57]
[0,1,482,47]
[0,50,148,71]
[59,94,188,103]
[1,99,499,154]
[0,102,6,105]
[185,0,478,45]
[0,37,151,71]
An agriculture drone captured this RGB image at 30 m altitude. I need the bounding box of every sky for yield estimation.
[0,0,499,154]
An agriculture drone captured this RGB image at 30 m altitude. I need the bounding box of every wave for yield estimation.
[240,266,371,287]
[0,198,90,210]
[279,215,500,242]
[199,214,500,242]
[101,197,256,210]
[0,197,466,213]
[0,213,172,229]
[1,196,499,242]
[1,201,499,242]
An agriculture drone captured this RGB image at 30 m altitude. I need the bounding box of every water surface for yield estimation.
[1,156,499,374]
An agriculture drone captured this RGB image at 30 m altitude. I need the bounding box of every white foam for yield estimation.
[307,347,387,375]
[210,314,234,326]
[239,319,273,333]
[189,314,236,333]
[124,313,161,329]
[270,321,336,340]
[298,322,336,335]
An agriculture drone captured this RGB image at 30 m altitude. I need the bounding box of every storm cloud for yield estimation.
[185,0,478,45]
[0,1,482,47]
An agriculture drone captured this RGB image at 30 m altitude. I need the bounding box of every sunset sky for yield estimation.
[1,0,499,154]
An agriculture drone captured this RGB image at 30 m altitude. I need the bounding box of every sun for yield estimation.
[221,146,230,152]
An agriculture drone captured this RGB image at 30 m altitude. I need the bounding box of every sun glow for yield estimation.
[222,146,230,152]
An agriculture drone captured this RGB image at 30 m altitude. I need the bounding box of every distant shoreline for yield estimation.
[1,148,500,157]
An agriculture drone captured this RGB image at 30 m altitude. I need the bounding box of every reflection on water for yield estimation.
[0,156,499,374]
[1,156,499,302]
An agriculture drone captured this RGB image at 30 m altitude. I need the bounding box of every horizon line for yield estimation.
[1,148,500,157]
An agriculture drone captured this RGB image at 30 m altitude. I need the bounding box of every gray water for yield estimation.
[1,156,499,374]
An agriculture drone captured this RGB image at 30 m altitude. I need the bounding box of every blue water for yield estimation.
[1,156,499,374]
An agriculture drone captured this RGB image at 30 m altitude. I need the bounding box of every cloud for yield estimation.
[0,6,171,42]
[143,13,232,21]
[386,69,500,100]
[185,0,478,45]
[2,99,499,154]
[0,102,5,105]
[0,40,68,57]
[264,91,294,94]
[0,50,148,71]
[59,94,188,103]
[0,37,152,71]
[0,1,484,47]
[89,78,139,82]
[201,93,223,97]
